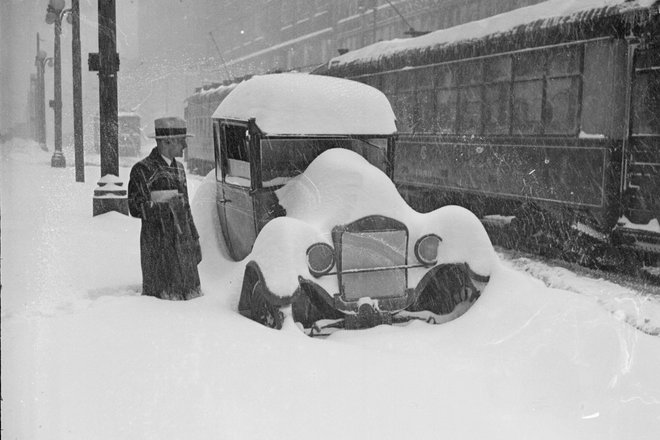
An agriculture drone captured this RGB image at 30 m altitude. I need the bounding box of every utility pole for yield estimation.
[71,0,85,182]
[89,0,128,216]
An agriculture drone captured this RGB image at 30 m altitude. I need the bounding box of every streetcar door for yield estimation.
[626,41,660,225]
[213,121,258,261]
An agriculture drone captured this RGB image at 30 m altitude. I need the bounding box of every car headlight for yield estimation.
[306,242,335,277]
[414,234,441,266]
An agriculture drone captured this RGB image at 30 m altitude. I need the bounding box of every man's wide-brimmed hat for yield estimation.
[148,116,194,139]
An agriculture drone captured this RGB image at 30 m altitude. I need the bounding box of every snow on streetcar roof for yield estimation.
[328,0,659,69]
[211,72,397,136]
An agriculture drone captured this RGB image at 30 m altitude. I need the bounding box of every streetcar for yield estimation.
[317,0,660,258]
[184,81,240,175]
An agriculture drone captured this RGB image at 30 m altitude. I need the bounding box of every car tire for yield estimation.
[412,264,479,315]
[243,277,284,329]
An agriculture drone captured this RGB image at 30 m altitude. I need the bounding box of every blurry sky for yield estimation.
[0,0,138,134]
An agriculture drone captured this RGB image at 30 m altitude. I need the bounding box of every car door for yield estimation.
[214,121,257,261]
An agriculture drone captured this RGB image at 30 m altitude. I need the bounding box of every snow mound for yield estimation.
[277,148,413,229]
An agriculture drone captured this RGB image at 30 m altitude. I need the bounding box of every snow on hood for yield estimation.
[329,0,659,68]
[249,149,497,297]
[276,148,414,229]
[211,73,397,136]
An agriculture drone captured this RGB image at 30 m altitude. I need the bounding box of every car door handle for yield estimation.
[218,199,232,204]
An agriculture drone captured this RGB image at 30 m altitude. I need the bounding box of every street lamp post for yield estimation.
[71,0,85,182]
[34,33,52,152]
[45,0,68,168]
[89,0,128,216]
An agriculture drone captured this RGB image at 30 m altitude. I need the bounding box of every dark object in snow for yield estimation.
[128,117,202,301]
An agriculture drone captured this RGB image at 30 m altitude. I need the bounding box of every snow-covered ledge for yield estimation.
[92,174,129,216]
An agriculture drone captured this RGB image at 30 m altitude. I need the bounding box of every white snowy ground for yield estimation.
[2,139,659,440]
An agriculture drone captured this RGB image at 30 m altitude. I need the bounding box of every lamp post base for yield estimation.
[93,197,128,216]
[51,151,66,167]
[92,174,129,217]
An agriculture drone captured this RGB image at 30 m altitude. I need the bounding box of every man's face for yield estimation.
[167,137,187,158]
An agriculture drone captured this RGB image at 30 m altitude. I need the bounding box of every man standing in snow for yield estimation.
[128,117,202,300]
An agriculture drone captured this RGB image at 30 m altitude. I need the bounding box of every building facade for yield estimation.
[130,0,544,128]
[215,0,545,78]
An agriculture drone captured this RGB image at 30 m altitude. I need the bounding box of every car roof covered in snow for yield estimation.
[211,73,397,136]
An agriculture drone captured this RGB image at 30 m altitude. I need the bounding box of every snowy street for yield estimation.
[2,139,660,439]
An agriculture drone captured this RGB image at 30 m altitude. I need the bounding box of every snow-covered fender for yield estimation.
[237,217,328,329]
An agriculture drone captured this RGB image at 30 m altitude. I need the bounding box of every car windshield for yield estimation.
[260,137,388,184]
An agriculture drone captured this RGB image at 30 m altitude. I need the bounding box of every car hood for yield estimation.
[248,149,498,298]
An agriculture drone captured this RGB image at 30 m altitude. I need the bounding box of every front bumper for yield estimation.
[294,262,487,332]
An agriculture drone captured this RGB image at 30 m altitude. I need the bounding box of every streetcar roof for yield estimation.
[327,0,658,70]
[211,73,397,136]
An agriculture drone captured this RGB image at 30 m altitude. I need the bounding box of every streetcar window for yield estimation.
[484,57,511,83]
[632,46,660,136]
[416,67,435,90]
[382,72,398,93]
[417,92,435,133]
[359,75,382,90]
[484,56,512,135]
[512,81,543,135]
[458,86,482,134]
[545,77,580,134]
[389,93,415,133]
[513,51,545,80]
[547,47,581,77]
[632,69,660,135]
[484,83,510,135]
[399,70,416,91]
[457,60,482,85]
[435,89,457,134]
[435,65,455,89]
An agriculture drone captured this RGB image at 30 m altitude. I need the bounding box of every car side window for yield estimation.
[223,124,251,184]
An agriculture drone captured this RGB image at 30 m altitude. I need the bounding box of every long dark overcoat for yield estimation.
[128,147,202,300]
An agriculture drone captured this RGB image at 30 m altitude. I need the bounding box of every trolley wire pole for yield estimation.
[209,32,233,82]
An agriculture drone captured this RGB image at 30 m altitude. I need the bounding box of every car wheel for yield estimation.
[292,283,344,329]
[412,264,480,315]
[247,279,284,329]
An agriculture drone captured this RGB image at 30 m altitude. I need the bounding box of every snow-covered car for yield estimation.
[211,73,397,261]
[239,148,497,335]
